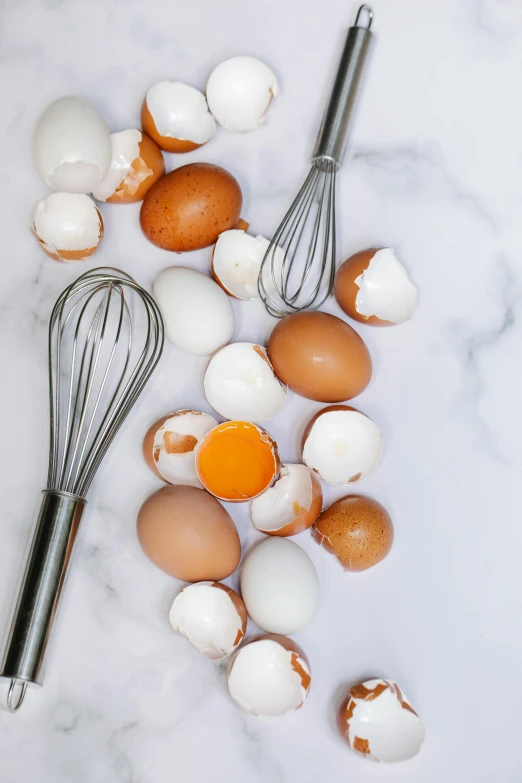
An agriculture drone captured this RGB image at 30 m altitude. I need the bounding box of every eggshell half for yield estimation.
[141,81,216,152]
[33,192,104,262]
[251,464,322,536]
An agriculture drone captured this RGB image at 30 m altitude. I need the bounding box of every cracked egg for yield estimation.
[169,581,247,660]
[228,635,311,715]
[143,410,218,487]
[196,420,279,502]
[141,81,216,152]
[251,463,322,536]
[338,679,425,762]
[32,192,103,262]
[92,129,165,203]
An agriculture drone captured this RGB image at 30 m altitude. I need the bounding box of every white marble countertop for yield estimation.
[1,0,522,780]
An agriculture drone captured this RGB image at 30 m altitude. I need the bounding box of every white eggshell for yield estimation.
[240,537,319,634]
[207,56,279,132]
[33,96,111,193]
[355,249,418,324]
[152,267,235,356]
[204,342,287,422]
[169,582,245,660]
[146,81,216,144]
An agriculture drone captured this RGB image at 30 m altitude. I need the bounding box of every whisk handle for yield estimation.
[313,5,374,166]
[0,491,85,710]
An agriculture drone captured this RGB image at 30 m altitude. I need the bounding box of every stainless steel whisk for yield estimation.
[258,5,374,317]
[0,267,164,711]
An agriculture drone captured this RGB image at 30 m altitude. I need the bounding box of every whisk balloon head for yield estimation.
[47,267,164,498]
[258,158,337,318]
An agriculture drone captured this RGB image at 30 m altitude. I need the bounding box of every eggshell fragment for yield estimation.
[196,420,280,502]
[141,81,216,152]
[204,342,287,422]
[240,537,319,634]
[137,485,241,581]
[338,679,425,762]
[169,581,247,660]
[33,96,111,193]
[211,229,284,300]
[302,406,382,485]
[92,129,164,203]
[32,192,104,262]
[268,312,372,403]
[207,56,279,132]
[312,495,393,571]
[335,248,418,326]
[152,267,234,356]
[251,464,322,536]
[140,163,242,252]
[143,410,218,487]
[228,635,311,715]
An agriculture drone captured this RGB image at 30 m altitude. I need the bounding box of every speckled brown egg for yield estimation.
[139,163,242,252]
[137,484,241,581]
[267,311,372,403]
[312,495,393,571]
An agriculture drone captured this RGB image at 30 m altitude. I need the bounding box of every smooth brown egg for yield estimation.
[312,495,393,571]
[267,311,372,402]
[140,163,242,252]
[335,248,391,326]
[137,485,241,581]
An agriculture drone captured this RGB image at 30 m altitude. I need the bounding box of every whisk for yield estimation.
[258,5,374,317]
[0,267,164,711]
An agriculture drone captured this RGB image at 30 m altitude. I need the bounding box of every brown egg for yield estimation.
[137,485,241,581]
[335,249,391,326]
[140,163,243,252]
[107,132,165,204]
[141,99,203,153]
[267,311,372,402]
[312,495,393,571]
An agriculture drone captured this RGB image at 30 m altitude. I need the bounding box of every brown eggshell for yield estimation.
[137,485,241,581]
[140,163,243,252]
[335,249,393,326]
[257,470,323,537]
[212,582,248,645]
[141,99,203,153]
[106,132,165,204]
[312,495,393,572]
[33,206,104,262]
[267,311,372,403]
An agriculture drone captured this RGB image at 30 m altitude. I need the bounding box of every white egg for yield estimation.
[240,537,319,634]
[211,229,285,300]
[32,192,103,262]
[152,267,235,356]
[33,96,111,193]
[303,408,383,485]
[204,342,287,422]
[145,81,216,145]
[169,582,246,660]
[206,56,279,132]
[228,637,311,716]
[339,679,425,762]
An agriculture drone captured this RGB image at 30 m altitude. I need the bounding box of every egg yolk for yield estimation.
[197,421,277,501]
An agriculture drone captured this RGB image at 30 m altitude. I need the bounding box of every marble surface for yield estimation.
[1,0,522,780]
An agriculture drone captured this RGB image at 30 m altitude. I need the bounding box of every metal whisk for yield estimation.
[0,267,164,711]
[258,5,374,317]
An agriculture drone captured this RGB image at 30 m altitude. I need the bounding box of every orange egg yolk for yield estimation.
[197,421,277,501]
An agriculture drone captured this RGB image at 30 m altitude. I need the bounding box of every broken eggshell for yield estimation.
[169,581,247,660]
[338,679,425,762]
[141,81,216,152]
[92,129,165,203]
[312,494,393,572]
[204,342,287,422]
[251,463,322,536]
[143,410,218,487]
[207,56,279,133]
[211,229,284,300]
[335,248,418,326]
[302,405,383,485]
[228,635,311,716]
[32,192,104,262]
